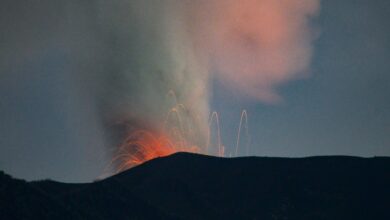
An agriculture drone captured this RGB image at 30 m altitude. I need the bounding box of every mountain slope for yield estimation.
[1,153,390,219]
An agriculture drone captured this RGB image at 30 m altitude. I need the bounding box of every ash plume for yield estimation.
[188,0,320,103]
[90,1,211,148]
[0,0,320,171]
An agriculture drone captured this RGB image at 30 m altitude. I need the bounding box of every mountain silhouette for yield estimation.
[1,152,390,219]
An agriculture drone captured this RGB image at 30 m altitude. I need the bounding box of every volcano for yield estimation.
[1,153,389,219]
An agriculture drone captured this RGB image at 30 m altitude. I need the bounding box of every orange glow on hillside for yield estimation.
[113,130,201,173]
[104,90,248,175]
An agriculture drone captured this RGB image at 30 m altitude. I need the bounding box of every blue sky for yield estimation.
[213,0,389,157]
[0,0,389,182]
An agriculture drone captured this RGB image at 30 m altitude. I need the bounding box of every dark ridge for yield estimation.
[1,153,390,219]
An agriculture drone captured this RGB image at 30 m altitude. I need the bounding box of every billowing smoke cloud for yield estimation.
[0,0,320,172]
[95,0,321,138]
[188,0,320,102]
[91,1,211,147]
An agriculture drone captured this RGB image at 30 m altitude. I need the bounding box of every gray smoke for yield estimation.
[91,1,210,145]
[0,0,319,170]
[0,0,210,170]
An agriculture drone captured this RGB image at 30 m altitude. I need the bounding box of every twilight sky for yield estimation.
[0,0,389,182]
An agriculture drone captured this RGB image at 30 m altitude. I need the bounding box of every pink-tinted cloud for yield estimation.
[187,0,320,103]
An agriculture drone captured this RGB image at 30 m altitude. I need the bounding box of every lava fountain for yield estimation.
[112,129,201,173]
[99,0,319,175]
[107,91,248,174]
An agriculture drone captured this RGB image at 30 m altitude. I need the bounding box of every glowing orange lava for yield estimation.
[112,130,201,173]
[105,91,249,175]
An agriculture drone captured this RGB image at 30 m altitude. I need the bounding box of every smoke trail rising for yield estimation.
[0,0,320,174]
[98,0,320,148]
[92,1,211,150]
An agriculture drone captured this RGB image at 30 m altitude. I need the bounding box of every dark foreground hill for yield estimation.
[1,153,390,219]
